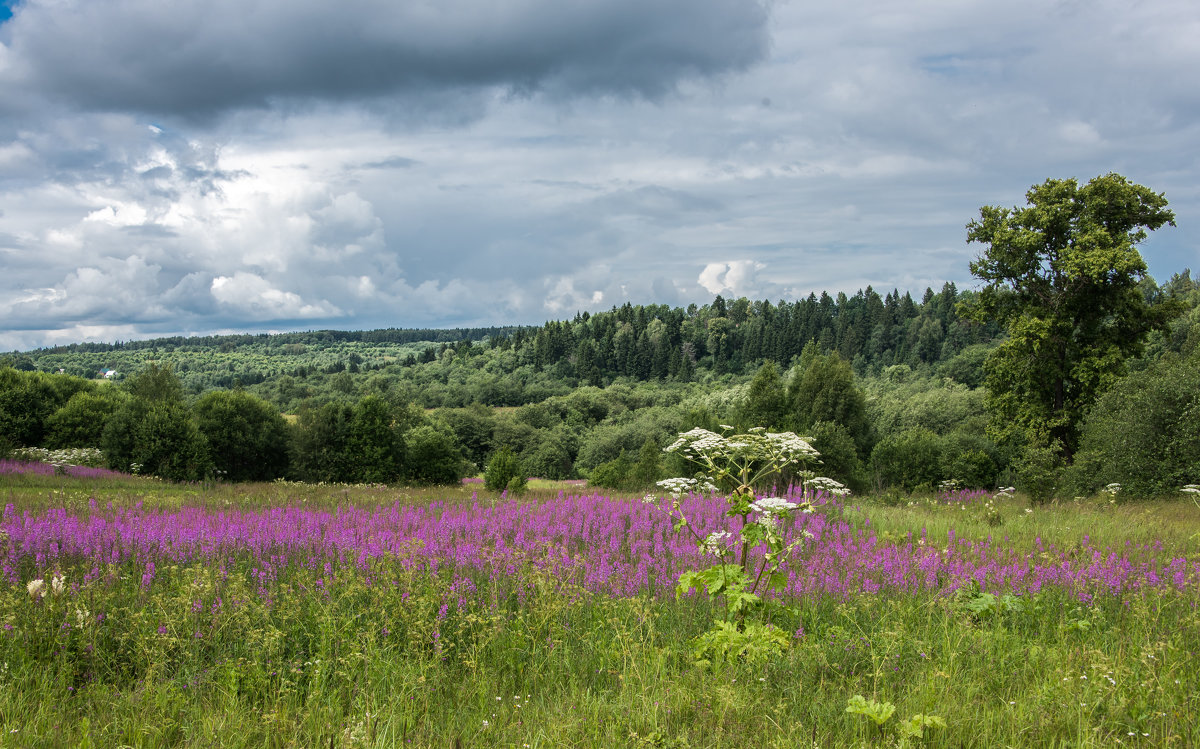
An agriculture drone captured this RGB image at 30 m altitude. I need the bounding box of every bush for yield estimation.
[404,425,464,485]
[939,432,1000,489]
[588,450,633,490]
[485,446,525,491]
[102,401,210,481]
[1015,442,1063,505]
[1067,350,1200,497]
[194,390,290,482]
[505,475,528,495]
[45,389,128,449]
[290,402,356,483]
[347,396,405,484]
[629,438,663,487]
[808,421,866,493]
[870,428,943,492]
[521,430,576,480]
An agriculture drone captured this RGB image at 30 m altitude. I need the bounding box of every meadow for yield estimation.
[1,465,1198,748]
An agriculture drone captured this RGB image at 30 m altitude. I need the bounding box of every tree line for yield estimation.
[3,173,1198,499]
[0,365,465,485]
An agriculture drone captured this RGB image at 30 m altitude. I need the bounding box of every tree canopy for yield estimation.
[963,173,1177,460]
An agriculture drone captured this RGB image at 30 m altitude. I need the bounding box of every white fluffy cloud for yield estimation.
[210,272,340,320]
[698,260,769,297]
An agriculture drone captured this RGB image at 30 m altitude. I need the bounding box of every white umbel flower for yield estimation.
[750,497,798,514]
[656,477,698,498]
[701,531,732,556]
[807,476,850,497]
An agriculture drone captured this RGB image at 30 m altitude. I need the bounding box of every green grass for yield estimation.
[1,475,1198,747]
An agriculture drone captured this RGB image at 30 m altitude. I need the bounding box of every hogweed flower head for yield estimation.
[750,497,798,515]
[656,477,698,499]
[701,531,731,556]
[807,476,850,498]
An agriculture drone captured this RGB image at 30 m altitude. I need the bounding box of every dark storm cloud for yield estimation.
[0,0,770,119]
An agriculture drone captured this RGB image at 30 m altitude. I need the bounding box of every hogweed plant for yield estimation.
[845,695,946,746]
[649,426,849,667]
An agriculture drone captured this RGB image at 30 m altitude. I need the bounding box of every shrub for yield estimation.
[1067,350,1200,497]
[194,390,290,482]
[485,446,524,491]
[505,475,528,495]
[102,401,210,481]
[404,425,464,485]
[1015,441,1063,505]
[870,428,942,492]
[588,450,633,490]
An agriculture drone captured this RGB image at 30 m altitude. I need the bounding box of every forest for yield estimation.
[4,174,1199,499]
[3,269,1198,498]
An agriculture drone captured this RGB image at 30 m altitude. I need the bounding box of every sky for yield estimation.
[1,0,1198,351]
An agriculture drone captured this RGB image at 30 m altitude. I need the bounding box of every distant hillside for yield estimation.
[6,274,1195,413]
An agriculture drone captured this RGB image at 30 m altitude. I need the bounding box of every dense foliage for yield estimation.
[964,173,1178,461]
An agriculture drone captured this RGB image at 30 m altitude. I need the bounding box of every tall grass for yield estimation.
[1,472,1197,747]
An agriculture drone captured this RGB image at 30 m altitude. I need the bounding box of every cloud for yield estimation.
[2,255,171,328]
[210,272,341,320]
[2,0,1198,351]
[544,276,606,314]
[0,0,770,119]
[698,260,768,297]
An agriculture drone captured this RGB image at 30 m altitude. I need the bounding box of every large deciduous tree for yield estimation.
[963,173,1177,461]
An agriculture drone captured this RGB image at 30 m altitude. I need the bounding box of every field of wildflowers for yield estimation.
[1,464,1198,747]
